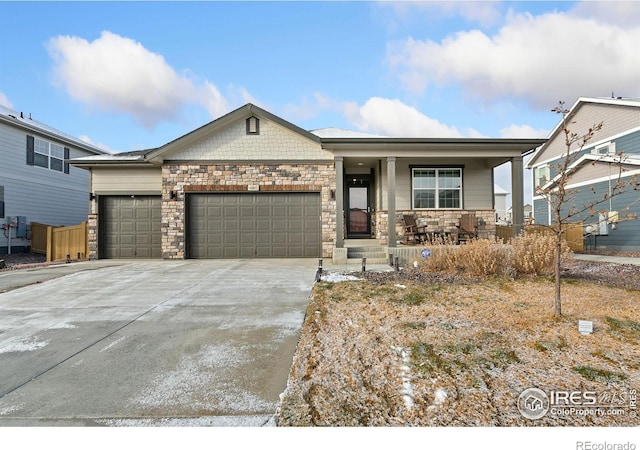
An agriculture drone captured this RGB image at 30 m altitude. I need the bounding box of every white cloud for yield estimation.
[500,124,549,139]
[227,85,261,108]
[344,97,474,137]
[78,135,116,154]
[47,31,234,128]
[377,1,503,31]
[388,9,640,108]
[0,92,13,109]
[283,93,344,121]
[571,1,640,28]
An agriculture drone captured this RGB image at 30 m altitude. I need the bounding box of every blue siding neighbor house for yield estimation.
[0,106,105,253]
[526,97,640,251]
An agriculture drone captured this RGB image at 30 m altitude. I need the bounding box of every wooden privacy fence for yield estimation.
[495,225,514,244]
[31,222,88,262]
[495,223,584,252]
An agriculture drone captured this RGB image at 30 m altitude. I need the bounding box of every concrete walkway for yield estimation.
[573,253,640,266]
[0,259,317,426]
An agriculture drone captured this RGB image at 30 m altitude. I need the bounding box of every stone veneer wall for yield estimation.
[374,209,496,245]
[162,163,336,259]
[87,213,98,259]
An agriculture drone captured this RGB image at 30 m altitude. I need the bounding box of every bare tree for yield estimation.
[535,101,640,317]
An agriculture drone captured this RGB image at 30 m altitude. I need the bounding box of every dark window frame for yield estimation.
[26,135,70,174]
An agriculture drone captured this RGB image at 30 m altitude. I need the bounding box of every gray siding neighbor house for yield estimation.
[0,106,105,253]
[71,103,545,261]
[526,97,640,251]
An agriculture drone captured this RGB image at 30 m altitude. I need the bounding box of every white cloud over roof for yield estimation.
[387,8,640,109]
[47,31,233,129]
[344,97,474,137]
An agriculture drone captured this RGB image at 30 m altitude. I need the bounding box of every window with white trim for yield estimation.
[28,136,69,173]
[592,142,616,156]
[534,165,550,188]
[412,168,462,209]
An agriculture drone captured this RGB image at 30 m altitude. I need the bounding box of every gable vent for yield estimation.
[246,116,260,135]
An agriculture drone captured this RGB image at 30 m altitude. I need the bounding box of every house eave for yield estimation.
[0,113,106,156]
[322,137,546,156]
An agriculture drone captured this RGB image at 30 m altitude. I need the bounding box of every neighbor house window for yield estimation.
[592,142,616,156]
[26,136,70,174]
[0,186,4,218]
[534,165,550,188]
[412,168,462,209]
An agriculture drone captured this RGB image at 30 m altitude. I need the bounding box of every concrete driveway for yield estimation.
[0,259,318,426]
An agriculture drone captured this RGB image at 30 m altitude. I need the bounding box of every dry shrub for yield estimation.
[455,238,511,277]
[421,233,573,278]
[423,238,511,277]
[511,231,572,276]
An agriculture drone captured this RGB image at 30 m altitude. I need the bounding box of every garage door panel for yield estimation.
[188,193,320,259]
[206,220,223,232]
[101,196,162,259]
[240,221,255,232]
[120,209,135,220]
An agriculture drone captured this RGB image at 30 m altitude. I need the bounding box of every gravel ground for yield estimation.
[351,259,640,291]
[0,252,47,270]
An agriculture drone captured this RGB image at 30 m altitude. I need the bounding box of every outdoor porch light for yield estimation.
[170,190,177,200]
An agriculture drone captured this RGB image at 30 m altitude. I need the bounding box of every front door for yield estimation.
[346,179,371,237]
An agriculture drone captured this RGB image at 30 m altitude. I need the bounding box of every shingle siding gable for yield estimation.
[168,117,332,161]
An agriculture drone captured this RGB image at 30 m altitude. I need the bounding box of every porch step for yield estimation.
[347,251,388,259]
[345,258,389,265]
[346,246,390,265]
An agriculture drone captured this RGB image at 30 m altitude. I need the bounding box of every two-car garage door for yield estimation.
[99,192,321,259]
[187,192,321,258]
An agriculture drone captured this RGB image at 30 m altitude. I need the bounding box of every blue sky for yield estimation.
[1,1,640,200]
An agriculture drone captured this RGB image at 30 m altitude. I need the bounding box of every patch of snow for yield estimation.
[48,322,77,330]
[434,388,448,405]
[397,347,415,411]
[394,284,407,289]
[320,272,360,283]
[96,415,275,427]
[0,404,23,416]
[133,343,275,414]
[99,335,128,353]
[0,338,49,354]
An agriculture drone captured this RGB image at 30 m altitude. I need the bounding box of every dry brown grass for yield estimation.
[277,278,640,426]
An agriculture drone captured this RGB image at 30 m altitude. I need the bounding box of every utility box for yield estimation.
[13,216,27,238]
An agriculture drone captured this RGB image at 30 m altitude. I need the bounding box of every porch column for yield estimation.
[511,155,524,236]
[387,157,396,248]
[335,157,344,248]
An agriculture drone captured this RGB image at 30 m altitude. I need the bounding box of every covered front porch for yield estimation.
[321,137,546,264]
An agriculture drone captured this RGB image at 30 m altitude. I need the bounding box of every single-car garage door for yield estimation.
[100,196,162,258]
[187,192,321,258]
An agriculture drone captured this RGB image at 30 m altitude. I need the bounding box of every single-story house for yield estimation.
[0,105,105,254]
[71,103,546,261]
[527,97,640,251]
